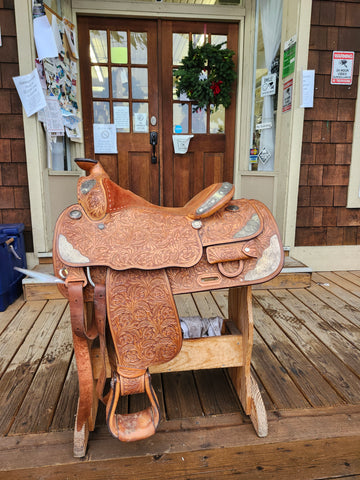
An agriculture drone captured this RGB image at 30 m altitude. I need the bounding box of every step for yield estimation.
[23,254,311,301]
[253,255,312,290]
[22,263,64,301]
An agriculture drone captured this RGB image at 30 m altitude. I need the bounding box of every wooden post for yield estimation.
[228,286,268,437]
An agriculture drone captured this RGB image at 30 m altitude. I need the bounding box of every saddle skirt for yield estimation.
[52,158,284,444]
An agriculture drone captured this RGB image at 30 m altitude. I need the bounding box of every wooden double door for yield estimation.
[78,17,238,206]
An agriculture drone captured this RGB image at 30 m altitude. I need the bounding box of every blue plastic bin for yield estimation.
[0,224,27,311]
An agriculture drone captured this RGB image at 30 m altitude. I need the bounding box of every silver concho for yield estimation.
[226,204,239,212]
[69,209,82,220]
[191,220,202,229]
[80,179,97,195]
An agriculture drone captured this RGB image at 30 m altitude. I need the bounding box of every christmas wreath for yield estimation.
[174,41,237,112]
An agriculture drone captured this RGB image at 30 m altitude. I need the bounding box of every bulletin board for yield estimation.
[35,4,82,141]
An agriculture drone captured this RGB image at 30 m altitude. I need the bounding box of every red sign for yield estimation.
[331,51,355,85]
[282,79,293,113]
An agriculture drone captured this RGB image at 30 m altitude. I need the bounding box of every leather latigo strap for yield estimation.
[67,282,98,340]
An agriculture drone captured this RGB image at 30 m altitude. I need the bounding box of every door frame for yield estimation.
[73,1,246,198]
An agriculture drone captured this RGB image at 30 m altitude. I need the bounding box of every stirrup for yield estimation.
[106,370,160,442]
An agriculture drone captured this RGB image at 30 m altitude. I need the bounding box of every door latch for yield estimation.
[150,131,158,164]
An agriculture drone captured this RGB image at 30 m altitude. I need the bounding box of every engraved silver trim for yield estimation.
[80,179,96,195]
[234,214,260,238]
[244,235,281,281]
[59,234,90,263]
[195,182,233,215]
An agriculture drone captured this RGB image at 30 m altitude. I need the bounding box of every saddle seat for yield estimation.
[75,158,235,221]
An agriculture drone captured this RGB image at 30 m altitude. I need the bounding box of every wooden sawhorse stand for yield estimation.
[73,285,267,457]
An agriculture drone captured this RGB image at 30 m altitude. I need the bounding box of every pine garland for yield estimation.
[174,41,237,112]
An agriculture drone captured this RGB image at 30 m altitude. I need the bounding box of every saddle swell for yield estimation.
[75,158,235,221]
[52,158,284,447]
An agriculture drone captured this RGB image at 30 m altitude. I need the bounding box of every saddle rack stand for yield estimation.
[73,285,267,457]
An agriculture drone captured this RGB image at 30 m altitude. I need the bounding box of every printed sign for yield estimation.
[300,70,315,108]
[256,122,272,131]
[93,124,117,154]
[282,79,293,113]
[258,147,271,166]
[331,51,354,85]
[283,35,296,78]
[261,73,277,97]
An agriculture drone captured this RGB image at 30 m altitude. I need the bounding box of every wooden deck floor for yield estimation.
[0,271,360,479]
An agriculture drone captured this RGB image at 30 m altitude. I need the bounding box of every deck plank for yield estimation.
[317,271,360,298]
[174,293,199,317]
[270,289,360,379]
[9,305,73,434]
[193,368,242,415]
[290,287,360,348]
[252,329,310,409]
[2,408,360,479]
[50,355,78,431]
[210,289,229,317]
[307,282,360,329]
[253,298,343,407]
[0,300,46,378]
[162,371,204,420]
[312,272,360,311]
[192,291,223,318]
[254,290,360,404]
[336,270,360,287]
[0,299,67,435]
[0,296,26,335]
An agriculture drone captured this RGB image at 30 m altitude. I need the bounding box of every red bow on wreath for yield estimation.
[211,80,223,96]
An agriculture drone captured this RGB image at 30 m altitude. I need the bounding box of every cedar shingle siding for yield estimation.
[296,0,360,247]
[0,0,32,250]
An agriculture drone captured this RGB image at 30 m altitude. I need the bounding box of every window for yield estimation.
[249,0,283,171]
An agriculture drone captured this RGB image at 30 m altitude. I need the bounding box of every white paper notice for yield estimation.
[93,124,118,154]
[33,15,58,60]
[300,70,315,108]
[134,113,147,132]
[172,135,194,154]
[114,105,130,130]
[52,15,64,55]
[13,69,46,117]
[44,96,64,135]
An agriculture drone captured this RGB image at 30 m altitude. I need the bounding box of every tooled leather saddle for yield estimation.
[53,158,283,444]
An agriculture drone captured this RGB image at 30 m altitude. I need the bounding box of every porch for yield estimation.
[0,270,360,479]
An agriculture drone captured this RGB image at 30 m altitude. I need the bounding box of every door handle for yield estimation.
[150,131,158,164]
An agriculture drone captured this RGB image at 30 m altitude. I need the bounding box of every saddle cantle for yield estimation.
[53,158,284,449]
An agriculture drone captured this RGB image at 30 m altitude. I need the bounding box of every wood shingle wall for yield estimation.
[296,0,360,247]
[0,0,32,250]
